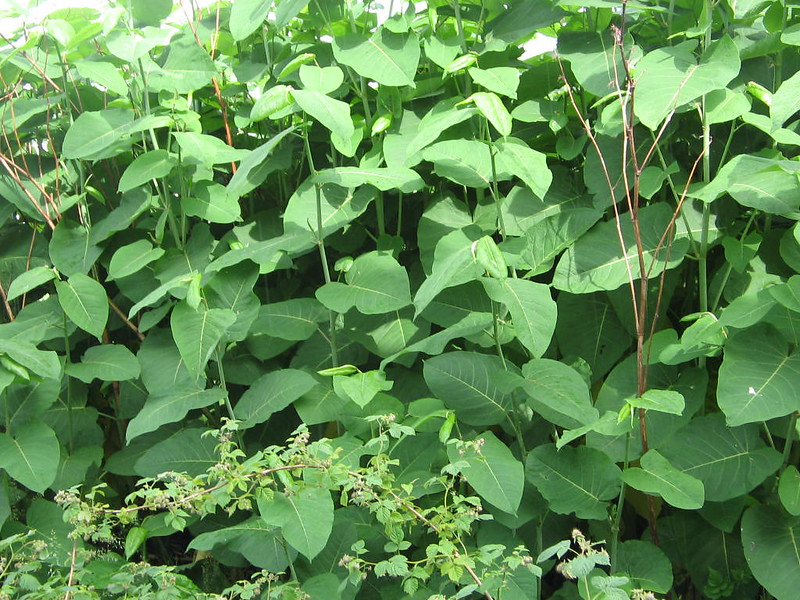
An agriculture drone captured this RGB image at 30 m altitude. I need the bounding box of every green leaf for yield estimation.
[108,240,165,280]
[65,345,140,383]
[469,92,512,137]
[406,98,478,158]
[291,89,354,141]
[705,88,751,124]
[741,505,800,600]
[127,387,227,441]
[55,274,108,339]
[312,167,424,193]
[251,85,295,122]
[0,340,60,380]
[148,34,216,94]
[422,140,505,189]
[75,59,128,96]
[481,278,556,357]
[333,370,393,408]
[494,137,553,200]
[614,541,673,594]
[0,423,59,493]
[779,465,800,516]
[468,67,520,99]
[558,31,629,97]
[448,431,524,515]
[171,132,250,166]
[332,30,420,87]
[229,0,270,41]
[509,359,599,429]
[634,36,740,130]
[414,226,483,316]
[61,108,134,160]
[49,219,102,276]
[259,486,333,560]
[118,150,176,193]
[661,413,781,501]
[227,127,294,200]
[621,450,704,510]
[694,155,800,215]
[423,352,511,426]
[299,65,344,95]
[170,302,236,378]
[134,428,218,477]
[6,267,56,301]
[316,251,411,314]
[717,325,800,426]
[626,389,685,415]
[525,444,621,520]
[249,298,327,341]
[554,203,688,293]
[235,369,318,427]
[771,70,800,128]
[182,182,242,224]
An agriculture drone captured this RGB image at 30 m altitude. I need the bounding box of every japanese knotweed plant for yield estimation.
[0,0,799,598]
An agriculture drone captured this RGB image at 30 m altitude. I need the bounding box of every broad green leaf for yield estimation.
[469,92,512,137]
[171,132,250,166]
[525,444,621,520]
[127,387,227,441]
[406,98,478,158]
[509,359,599,429]
[170,302,236,378]
[291,89,354,141]
[771,70,800,128]
[118,150,176,193]
[634,36,740,130]
[468,67,520,99]
[447,431,524,515]
[105,28,171,62]
[414,226,483,316]
[204,263,260,342]
[558,31,629,97]
[0,338,60,381]
[282,179,375,241]
[423,352,511,425]
[49,219,102,276]
[482,278,556,357]
[235,369,318,427]
[127,271,195,318]
[66,345,140,383]
[61,108,134,160]
[333,370,393,408]
[717,325,800,426]
[626,389,685,415]
[61,109,170,160]
[779,465,800,516]
[229,0,269,41]
[90,192,152,244]
[134,428,218,477]
[0,423,59,493]
[313,167,424,193]
[661,413,781,501]
[484,1,563,45]
[316,251,411,314]
[148,34,216,94]
[621,450,704,509]
[299,64,344,95]
[694,155,800,215]
[108,240,165,280]
[6,267,56,301]
[137,328,197,394]
[55,274,108,339]
[554,203,688,293]
[495,137,552,200]
[75,59,128,96]
[705,88,750,124]
[249,298,327,341]
[274,0,311,28]
[615,541,673,594]
[423,140,509,188]
[741,505,800,600]
[332,30,420,87]
[182,181,241,224]
[251,85,295,121]
[227,127,294,200]
[259,486,333,560]
[188,517,291,571]
[423,35,460,69]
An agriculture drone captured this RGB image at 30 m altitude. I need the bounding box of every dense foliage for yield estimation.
[1,0,799,598]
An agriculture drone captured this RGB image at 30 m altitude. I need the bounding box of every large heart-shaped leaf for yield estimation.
[235,369,318,427]
[259,486,334,560]
[741,505,800,600]
[170,302,236,378]
[332,30,420,87]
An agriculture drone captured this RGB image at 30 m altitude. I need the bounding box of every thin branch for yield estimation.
[109,298,145,342]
